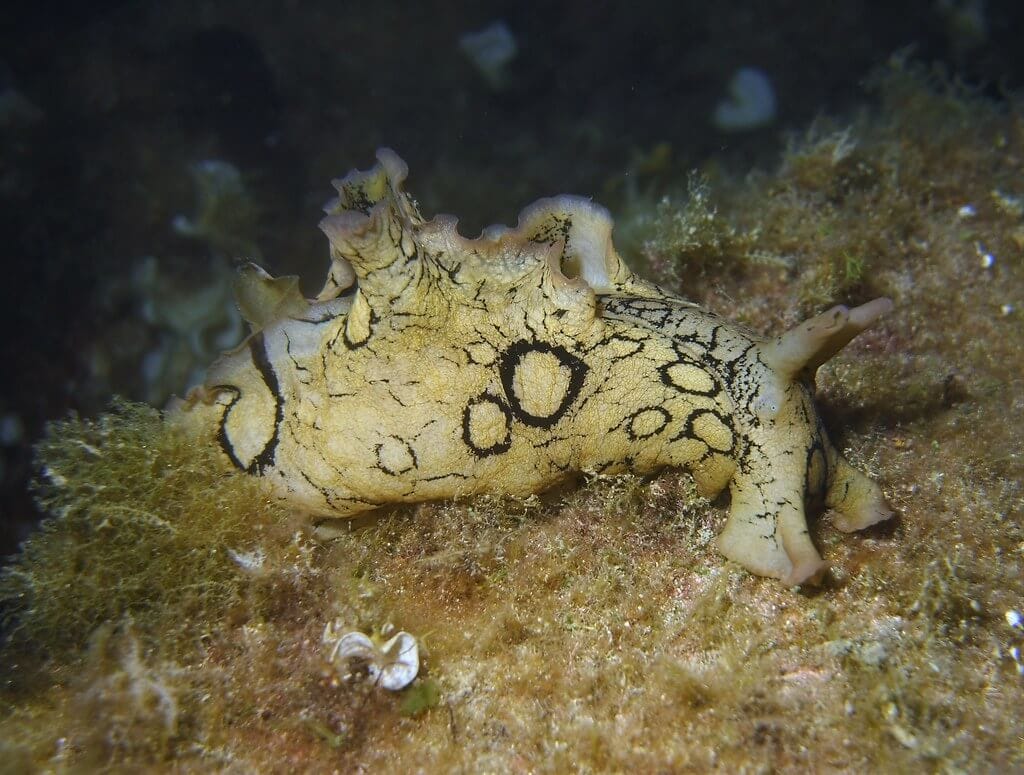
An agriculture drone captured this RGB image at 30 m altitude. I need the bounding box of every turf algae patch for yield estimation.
[0,400,289,659]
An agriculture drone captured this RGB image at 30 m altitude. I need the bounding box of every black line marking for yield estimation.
[583,331,647,359]
[374,436,418,476]
[422,471,471,482]
[670,408,735,453]
[328,325,346,353]
[214,386,245,471]
[295,299,351,324]
[247,332,284,473]
[805,441,827,497]
[215,332,283,475]
[284,332,311,382]
[657,359,720,397]
[343,309,376,349]
[341,184,374,215]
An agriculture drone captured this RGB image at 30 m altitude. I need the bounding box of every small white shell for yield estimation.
[373,631,419,691]
[333,631,377,662]
[325,628,420,691]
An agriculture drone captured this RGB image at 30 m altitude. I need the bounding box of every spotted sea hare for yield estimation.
[179,149,893,585]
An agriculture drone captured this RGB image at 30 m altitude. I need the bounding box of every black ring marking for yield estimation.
[584,331,647,359]
[625,406,672,441]
[657,359,720,397]
[670,408,735,453]
[498,339,588,428]
[462,392,513,457]
[374,435,418,476]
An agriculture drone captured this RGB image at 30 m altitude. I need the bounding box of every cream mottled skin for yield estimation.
[181,149,893,586]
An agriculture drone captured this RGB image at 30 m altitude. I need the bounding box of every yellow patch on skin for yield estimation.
[344,292,373,346]
[692,453,736,497]
[663,363,716,394]
[672,437,710,462]
[181,149,894,586]
[464,397,511,454]
[692,413,734,453]
[466,342,497,366]
[511,351,571,419]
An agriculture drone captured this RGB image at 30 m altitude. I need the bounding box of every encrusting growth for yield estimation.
[178,148,893,585]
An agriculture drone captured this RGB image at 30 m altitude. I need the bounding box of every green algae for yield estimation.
[399,677,441,717]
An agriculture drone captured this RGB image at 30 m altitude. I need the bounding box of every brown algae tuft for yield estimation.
[0,400,288,658]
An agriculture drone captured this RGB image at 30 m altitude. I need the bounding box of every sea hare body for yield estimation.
[182,149,893,586]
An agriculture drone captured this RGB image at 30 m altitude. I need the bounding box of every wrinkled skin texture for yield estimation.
[181,149,893,585]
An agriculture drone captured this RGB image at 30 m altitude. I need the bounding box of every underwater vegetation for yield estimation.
[0,61,1022,771]
[0,402,292,658]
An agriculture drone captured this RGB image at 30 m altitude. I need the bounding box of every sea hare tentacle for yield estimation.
[181,148,894,586]
[764,298,894,378]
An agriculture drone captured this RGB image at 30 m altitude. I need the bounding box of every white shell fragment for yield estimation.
[324,624,420,691]
[372,631,419,690]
